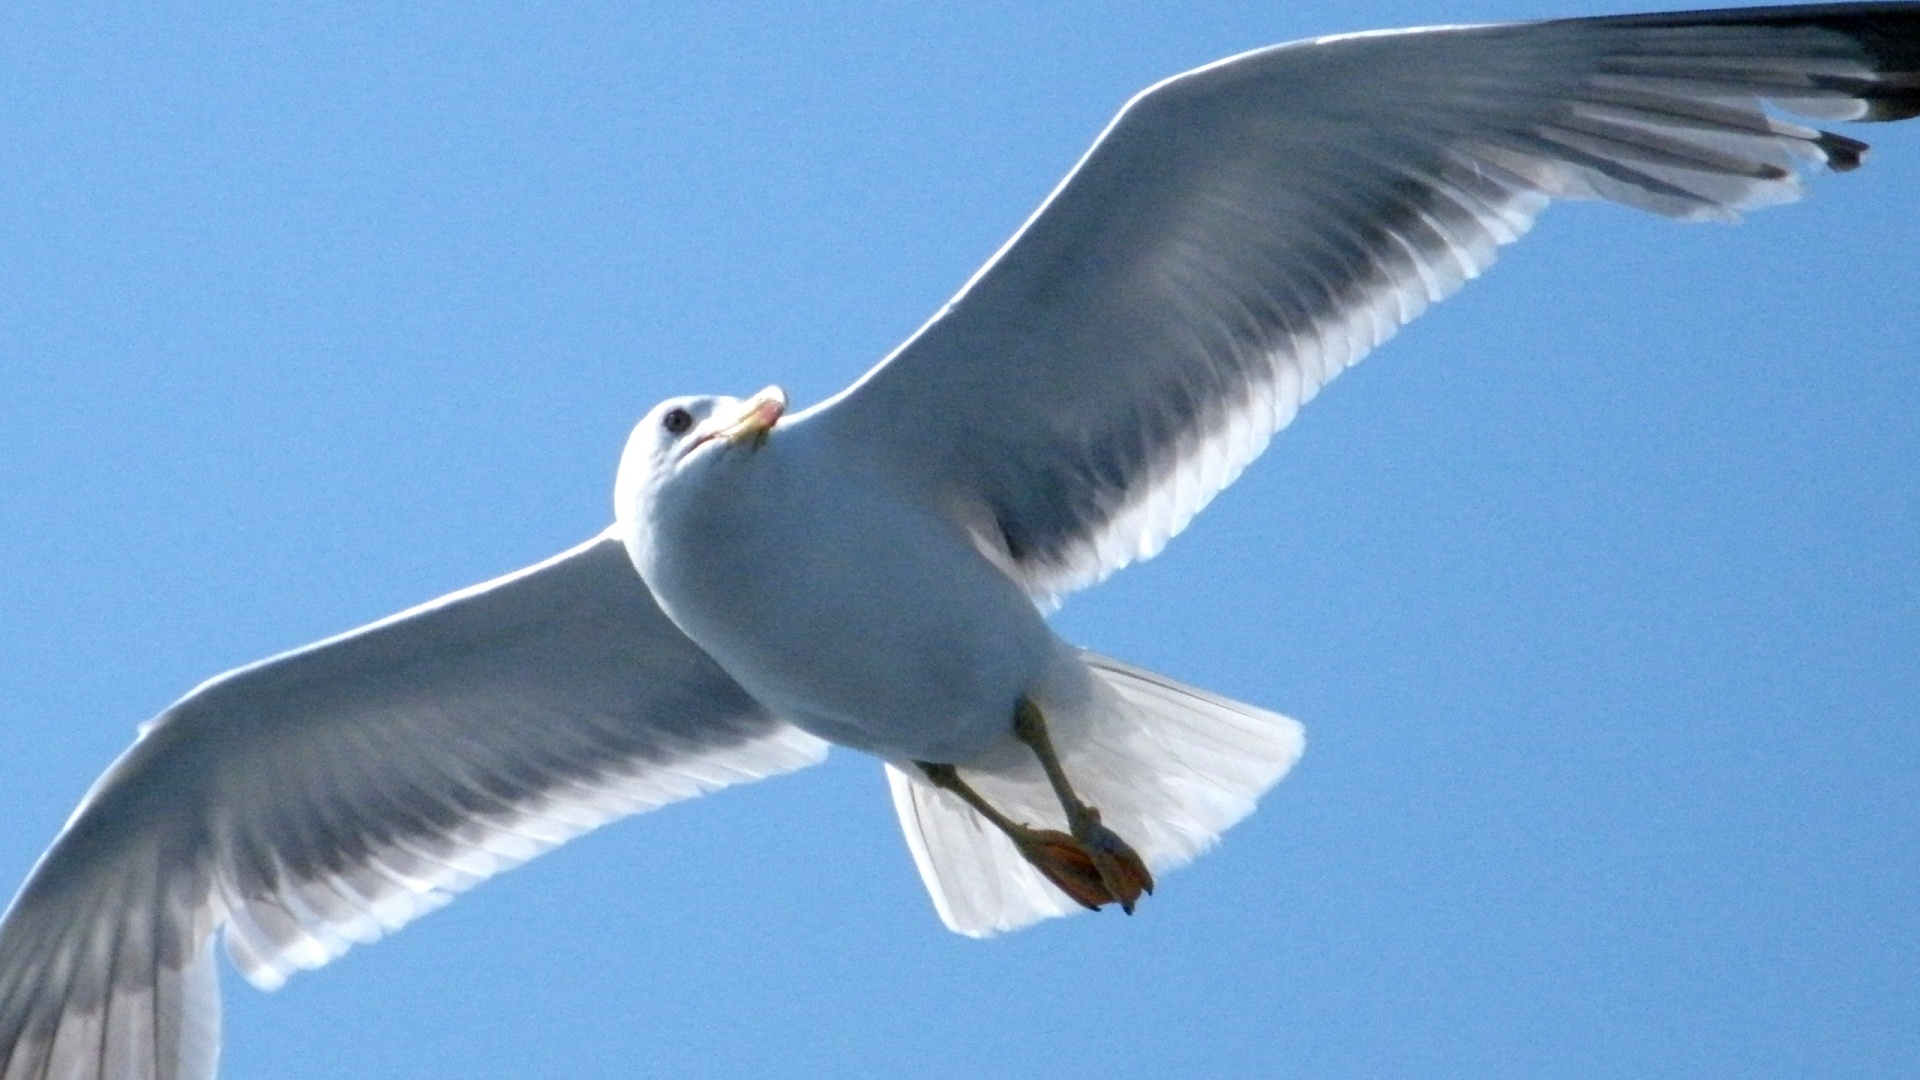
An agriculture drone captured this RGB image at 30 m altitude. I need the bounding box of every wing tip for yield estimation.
[1815,128,1873,170]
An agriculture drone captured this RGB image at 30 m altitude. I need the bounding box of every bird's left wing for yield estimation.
[0,531,827,1080]
[808,4,1920,604]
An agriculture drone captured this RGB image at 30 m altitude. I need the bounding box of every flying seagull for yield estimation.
[4,4,1917,1077]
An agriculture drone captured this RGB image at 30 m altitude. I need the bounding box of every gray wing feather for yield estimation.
[813,4,1920,603]
[0,531,826,1079]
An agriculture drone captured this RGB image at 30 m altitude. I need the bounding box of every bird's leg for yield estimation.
[1012,697,1155,913]
[913,762,1114,911]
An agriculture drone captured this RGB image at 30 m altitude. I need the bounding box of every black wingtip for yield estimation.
[1816,129,1873,170]
[1592,4,1920,126]
[1801,5,1920,122]
[1862,86,1920,122]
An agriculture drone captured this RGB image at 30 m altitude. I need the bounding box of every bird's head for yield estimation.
[614,386,787,520]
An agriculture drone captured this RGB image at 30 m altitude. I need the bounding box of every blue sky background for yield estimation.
[1,2,1916,1077]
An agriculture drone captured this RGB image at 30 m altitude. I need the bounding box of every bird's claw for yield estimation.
[1014,823,1153,914]
[1015,829,1113,911]
[1080,818,1155,914]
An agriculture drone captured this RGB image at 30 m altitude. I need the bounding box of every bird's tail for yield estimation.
[886,650,1304,937]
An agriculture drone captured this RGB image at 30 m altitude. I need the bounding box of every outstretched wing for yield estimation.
[0,531,827,1080]
[810,3,1920,603]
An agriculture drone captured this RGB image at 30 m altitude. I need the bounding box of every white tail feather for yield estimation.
[888,651,1304,937]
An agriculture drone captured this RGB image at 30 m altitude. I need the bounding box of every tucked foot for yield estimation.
[1012,697,1156,913]
[1008,827,1115,912]
[1074,811,1155,914]
[914,760,1146,913]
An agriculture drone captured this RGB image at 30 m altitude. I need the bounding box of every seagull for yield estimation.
[4,4,1917,1077]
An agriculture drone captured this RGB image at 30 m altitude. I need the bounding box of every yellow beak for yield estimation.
[699,385,787,453]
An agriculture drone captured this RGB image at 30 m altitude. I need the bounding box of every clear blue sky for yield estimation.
[1,2,1915,1077]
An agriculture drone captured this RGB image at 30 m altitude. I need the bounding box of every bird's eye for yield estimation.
[662,407,694,435]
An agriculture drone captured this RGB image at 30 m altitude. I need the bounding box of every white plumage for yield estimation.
[888,654,1303,936]
[4,5,1918,1077]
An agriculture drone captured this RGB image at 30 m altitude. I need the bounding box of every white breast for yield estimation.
[623,415,1056,762]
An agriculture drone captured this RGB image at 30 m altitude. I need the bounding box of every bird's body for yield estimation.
[621,401,1060,763]
[4,4,1920,1077]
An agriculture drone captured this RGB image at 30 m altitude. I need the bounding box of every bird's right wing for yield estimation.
[810,3,1920,606]
[0,531,828,1080]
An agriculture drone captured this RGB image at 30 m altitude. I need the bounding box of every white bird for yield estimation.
[4,4,1917,1077]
